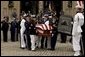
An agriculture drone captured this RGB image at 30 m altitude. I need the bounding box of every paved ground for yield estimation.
[1,31,74,56]
[1,41,74,56]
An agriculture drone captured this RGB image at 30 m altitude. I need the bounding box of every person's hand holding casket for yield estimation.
[71,22,73,24]
[53,24,57,28]
[36,20,53,36]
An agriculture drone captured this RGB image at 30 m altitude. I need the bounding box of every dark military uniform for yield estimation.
[51,17,58,50]
[29,20,36,50]
[40,17,49,48]
[1,20,9,42]
[10,19,18,42]
[25,20,31,50]
[29,22,36,35]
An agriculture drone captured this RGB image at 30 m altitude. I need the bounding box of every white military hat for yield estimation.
[42,16,45,19]
[49,16,52,18]
[31,15,36,17]
[23,14,27,17]
[44,14,49,17]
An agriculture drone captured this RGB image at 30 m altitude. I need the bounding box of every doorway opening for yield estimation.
[53,1,62,18]
[20,1,38,14]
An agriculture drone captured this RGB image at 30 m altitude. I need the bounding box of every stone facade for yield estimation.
[63,1,77,17]
[1,1,79,22]
[1,1,20,22]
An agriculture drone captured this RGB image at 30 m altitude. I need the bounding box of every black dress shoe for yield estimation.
[36,46,39,48]
[79,53,84,56]
[20,47,25,49]
[47,48,55,50]
[47,48,51,50]
[11,41,16,42]
[61,41,66,43]
[41,46,44,49]
[4,41,8,42]
[50,48,55,50]
[27,48,31,50]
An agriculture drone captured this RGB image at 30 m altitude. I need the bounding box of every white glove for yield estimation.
[71,22,73,24]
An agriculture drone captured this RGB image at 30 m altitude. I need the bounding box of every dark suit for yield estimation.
[10,20,18,42]
[1,21,9,42]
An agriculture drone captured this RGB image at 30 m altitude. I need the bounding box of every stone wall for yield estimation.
[63,1,77,17]
[1,1,20,22]
[1,1,78,22]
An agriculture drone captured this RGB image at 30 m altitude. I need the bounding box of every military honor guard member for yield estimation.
[29,15,36,51]
[40,14,49,49]
[80,9,84,56]
[20,14,26,49]
[72,4,84,56]
[25,15,31,50]
[50,15,58,50]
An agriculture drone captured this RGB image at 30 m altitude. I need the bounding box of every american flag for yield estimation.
[36,24,53,34]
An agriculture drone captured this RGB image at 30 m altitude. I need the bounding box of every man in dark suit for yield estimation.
[1,17,9,42]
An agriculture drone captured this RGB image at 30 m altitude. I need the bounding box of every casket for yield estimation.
[36,24,53,37]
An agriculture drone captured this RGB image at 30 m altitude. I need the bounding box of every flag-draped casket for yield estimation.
[36,21,53,36]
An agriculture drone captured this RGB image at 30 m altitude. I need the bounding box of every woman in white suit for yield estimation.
[72,6,84,56]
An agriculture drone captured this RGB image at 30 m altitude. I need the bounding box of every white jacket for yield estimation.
[72,13,84,35]
[20,19,26,31]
